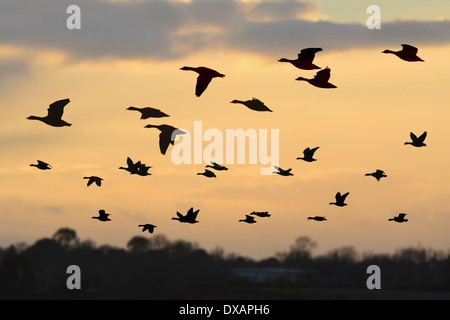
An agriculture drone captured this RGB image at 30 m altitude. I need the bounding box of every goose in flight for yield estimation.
[205,162,228,171]
[297,147,319,162]
[230,98,273,112]
[172,207,200,224]
[30,160,52,170]
[250,211,271,217]
[83,176,103,187]
[27,98,72,127]
[296,67,337,88]
[92,209,111,222]
[278,48,323,70]
[382,44,424,62]
[308,216,327,221]
[365,169,387,181]
[180,66,225,97]
[273,166,293,176]
[197,169,216,178]
[144,124,186,155]
[139,224,157,233]
[389,213,408,223]
[404,131,427,147]
[329,192,349,207]
[239,215,257,224]
[127,106,169,119]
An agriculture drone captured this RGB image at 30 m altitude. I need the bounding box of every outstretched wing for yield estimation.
[314,68,331,82]
[37,160,49,167]
[398,213,407,219]
[195,74,213,97]
[309,147,319,155]
[298,47,322,60]
[401,44,418,55]
[159,131,172,155]
[47,99,70,119]
[417,131,427,143]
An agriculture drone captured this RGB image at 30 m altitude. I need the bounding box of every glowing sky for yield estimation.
[1,0,450,260]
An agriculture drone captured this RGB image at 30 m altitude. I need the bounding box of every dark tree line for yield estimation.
[1,228,450,299]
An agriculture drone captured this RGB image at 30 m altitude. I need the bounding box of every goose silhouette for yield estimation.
[239,215,256,224]
[230,98,273,112]
[92,209,111,222]
[365,169,387,181]
[278,47,323,70]
[205,162,228,171]
[308,216,327,221]
[296,67,337,88]
[27,98,72,127]
[382,44,424,62]
[405,131,427,147]
[180,66,225,97]
[119,157,141,174]
[83,176,103,187]
[389,213,408,223]
[273,166,293,176]
[144,124,186,155]
[297,147,319,162]
[172,207,199,224]
[139,224,157,233]
[30,160,52,170]
[250,211,271,217]
[197,169,216,178]
[329,192,349,207]
[127,106,169,119]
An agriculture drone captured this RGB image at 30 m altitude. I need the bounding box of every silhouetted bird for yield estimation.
[127,106,169,119]
[273,166,293,176]
[308,216,327,221]
[405,131,427,147]
[27,98,72,127]
[296,67,337,88]
[329,192,349,207]
[250,211,271,217]
[197,169,216,178]
[172,207,200,224]
[239,215,256,224]
[92,209,111,222]
[180,66,225,97]
[144,124,186,155]
[278,48,323,70]
[230,98,273,112]
[139,224,157,233]
[365,169,387,181]
[297,147,319,162]
[30,160,52,170]
[382,44,424,62]
[83,176,103,187]
[389,213,408,223]
[119,157,141,174]
[206,162,228,171]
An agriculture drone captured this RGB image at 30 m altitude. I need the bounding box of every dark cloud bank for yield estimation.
[0,0,449,61]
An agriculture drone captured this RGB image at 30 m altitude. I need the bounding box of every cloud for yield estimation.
[0,0,449,63]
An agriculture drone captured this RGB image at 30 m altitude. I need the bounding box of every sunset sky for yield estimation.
[1,0,450,260]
